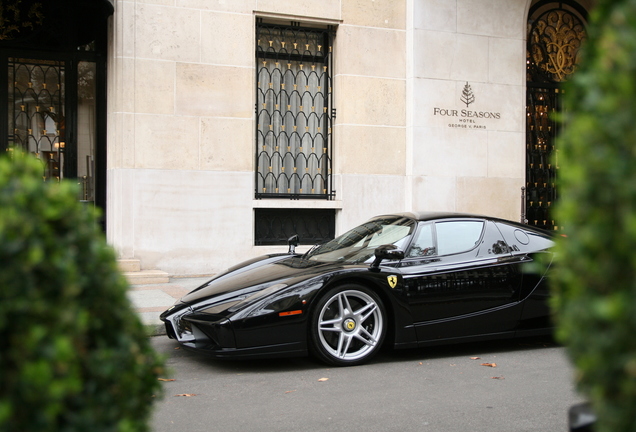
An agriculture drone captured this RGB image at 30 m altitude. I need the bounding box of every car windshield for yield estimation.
[305,216,415,264]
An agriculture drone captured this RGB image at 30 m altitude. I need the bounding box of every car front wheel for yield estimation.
[309,285,386,366]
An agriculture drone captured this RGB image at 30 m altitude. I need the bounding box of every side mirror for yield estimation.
[287,235,300,255]
[370,244,404,270]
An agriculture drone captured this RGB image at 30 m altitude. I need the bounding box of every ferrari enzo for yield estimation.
[160,212,555,366]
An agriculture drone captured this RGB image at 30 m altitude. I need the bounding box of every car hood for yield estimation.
[179,256,349,306]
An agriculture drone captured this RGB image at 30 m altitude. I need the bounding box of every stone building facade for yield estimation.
[0,0,592,276]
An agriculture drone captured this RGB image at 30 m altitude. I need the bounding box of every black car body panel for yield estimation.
[160,212,555,364]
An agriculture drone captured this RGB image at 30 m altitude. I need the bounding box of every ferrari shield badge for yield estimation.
[387,275,398,289]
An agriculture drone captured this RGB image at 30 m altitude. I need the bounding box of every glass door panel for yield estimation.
[77,61,96,202]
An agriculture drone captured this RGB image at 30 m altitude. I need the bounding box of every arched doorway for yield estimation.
[525,0,588,230]
[0,0,112,224]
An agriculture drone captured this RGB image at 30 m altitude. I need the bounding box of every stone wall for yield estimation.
[107,0,531,275]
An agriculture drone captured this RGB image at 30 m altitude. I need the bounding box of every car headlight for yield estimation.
[227,283,288,312]
[199,300,243,315]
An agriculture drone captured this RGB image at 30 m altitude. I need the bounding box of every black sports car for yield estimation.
[161,212,555,366]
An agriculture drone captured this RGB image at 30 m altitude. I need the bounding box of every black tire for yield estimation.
[309,284,386,366]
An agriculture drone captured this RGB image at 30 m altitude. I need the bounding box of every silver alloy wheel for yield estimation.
[316,289,384,362]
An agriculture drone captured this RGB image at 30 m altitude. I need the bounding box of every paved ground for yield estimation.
[133,277,585,431]
[127,276,212,335]
[150,335,584,432]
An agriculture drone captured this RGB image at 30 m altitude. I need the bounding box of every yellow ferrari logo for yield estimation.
[387,275,398,289]
[346,321,355,330]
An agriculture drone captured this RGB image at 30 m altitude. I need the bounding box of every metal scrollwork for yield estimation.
[0,0,44,41]
[529,9,586,83]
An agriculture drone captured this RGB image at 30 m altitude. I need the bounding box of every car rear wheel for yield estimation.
[309,285,386,366]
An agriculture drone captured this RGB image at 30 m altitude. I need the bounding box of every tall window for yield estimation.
[255,23,334,199]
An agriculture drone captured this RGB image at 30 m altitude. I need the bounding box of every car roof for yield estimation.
[376,211,489,222]
[411,211,482,221]
[374,211,553,235]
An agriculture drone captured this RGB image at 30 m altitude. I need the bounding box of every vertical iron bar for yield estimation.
[65,59,76,180]
[326,27,334,199]
[0,53,7,152]
[254,25,260,199]
[521,186,527,224]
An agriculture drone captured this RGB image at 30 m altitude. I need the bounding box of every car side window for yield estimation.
[494,221,554,253]
[406,223,435,258]
[436,221,484,256]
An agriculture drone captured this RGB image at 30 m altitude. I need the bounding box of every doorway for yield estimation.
[525,0,588,230]
[0,0,111,222]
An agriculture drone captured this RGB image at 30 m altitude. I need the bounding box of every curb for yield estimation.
[145,323,166,337]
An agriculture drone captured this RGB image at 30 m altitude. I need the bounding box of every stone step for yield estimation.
[118,259,141,272]
[124,269,170,285]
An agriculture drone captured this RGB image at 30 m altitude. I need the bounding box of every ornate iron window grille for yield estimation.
[255,23,335,200]
[525,1,587,231]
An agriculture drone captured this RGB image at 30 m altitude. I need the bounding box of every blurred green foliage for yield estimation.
[0,151,164,431]
[552,1,636,431]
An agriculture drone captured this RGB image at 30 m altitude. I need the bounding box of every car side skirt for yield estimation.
[179,341,307,360]
[393,328,553,350]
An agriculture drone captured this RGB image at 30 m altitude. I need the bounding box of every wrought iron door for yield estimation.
[6,57,98,203]
[526,1,587,230]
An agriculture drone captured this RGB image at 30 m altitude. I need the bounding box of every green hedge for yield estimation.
[0,152,164,431]
[552,1,636,431]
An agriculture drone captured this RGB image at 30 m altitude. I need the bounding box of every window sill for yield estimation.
[252,199,343,209]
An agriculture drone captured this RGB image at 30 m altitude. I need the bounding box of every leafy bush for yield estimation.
[552,1,636,431]
[0,152,164,431]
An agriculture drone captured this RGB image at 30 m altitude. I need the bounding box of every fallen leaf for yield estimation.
[174,347,180,350]
[419,362,423,365]
[285,390,297,394]
[481,363,497,367]
[491,376,505,380]
[318,377,329,382]
[174,394,197,397]
[470,357,481,360]
[158,378,176,382]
